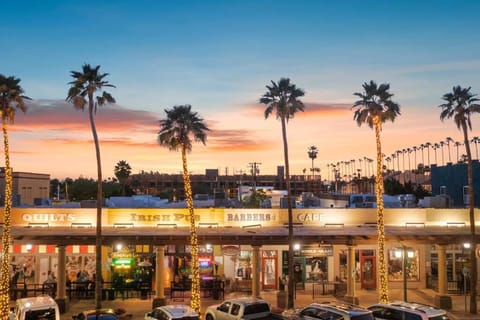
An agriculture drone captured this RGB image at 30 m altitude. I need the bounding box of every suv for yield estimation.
[283,301,374,320]
[367,301,450,320]
[72,309,119,320]
[145,305,199,320]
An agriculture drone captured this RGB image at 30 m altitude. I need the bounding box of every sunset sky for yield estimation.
[2,1,480,180]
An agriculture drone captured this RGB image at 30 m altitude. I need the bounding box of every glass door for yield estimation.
[262,250,277,290]
[360,254,376,289]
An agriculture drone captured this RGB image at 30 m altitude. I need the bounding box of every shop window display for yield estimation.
[388,249,419,281]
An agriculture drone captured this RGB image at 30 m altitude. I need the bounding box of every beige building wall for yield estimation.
[0,170,50,206]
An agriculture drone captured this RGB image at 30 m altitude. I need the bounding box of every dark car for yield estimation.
[367,301,450,320]
[72,309,119,320]
[283,301,374,320]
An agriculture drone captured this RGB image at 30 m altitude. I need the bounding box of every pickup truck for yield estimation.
[205,297,283,320]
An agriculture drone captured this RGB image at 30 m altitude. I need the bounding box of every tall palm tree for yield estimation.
[260,77,305,308]
[440,141,446,165]
[472,136,479,160]
[66,64,115,311]
[0,75,28,319]
[114,160,132,196]
[446,137,454,163]
[454,141,462,163]
[157,105,209,314]
[439,85,480,314]
[433,143,440,165]
[307,145,318,180]
[425,142,432,167]
[352,80,400,303]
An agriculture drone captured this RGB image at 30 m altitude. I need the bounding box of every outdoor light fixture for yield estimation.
[324,223,344,229]
[405,222,425,228]
[156,223,177,228]
[294,243,301,251]
[446,222,466,228]
[116,243,123,251]
[198,223,219,228]
[206,244,212,250]
[463,243,471,249]
[242,224,262,229]
[25,244,33,251]
[71,222,92,228]
[28,222,49,228]
[113,222,134,228]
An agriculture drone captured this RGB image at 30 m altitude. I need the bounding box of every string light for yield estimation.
[182,150,201,314]
[0,125,13,320]
[374,116,389,303]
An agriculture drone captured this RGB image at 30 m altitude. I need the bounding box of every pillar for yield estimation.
[55,245,68,313]
[344,244,359,305]
[152,245,167,308]
[434,244,452,309]
[252,245,261,298]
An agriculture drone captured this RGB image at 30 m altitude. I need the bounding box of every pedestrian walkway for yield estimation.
[57,288,479,320]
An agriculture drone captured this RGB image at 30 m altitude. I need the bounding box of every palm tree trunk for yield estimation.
[280,117,295,309]
[88,95,103,311]
[373,116,389,303]
[462,123,477,314]
[0,120,12,320]
[182,147,201,314]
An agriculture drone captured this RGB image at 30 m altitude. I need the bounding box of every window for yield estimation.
[218,302,231,313]
[231,304,240,316]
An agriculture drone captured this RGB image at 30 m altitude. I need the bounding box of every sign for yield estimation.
[222,245,240,256]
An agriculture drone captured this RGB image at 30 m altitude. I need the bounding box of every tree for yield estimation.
[0,74,28,319]
[157,105,209,314]
[352,80,400,303]
[243,189,268,208]
[260,77,305,308]
[308,145,318,180]
[439,85,480,314]
[66,64,115,311]
[114,160,132,196]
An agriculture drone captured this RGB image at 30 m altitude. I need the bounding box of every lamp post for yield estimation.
[395,246,414,301]
[463,242,470,313]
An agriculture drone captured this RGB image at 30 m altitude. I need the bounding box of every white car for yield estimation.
[205,297,272,320]
[367,301,450,320]
[145,305,199,320]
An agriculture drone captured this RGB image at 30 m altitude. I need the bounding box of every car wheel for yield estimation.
[205,314,214,320]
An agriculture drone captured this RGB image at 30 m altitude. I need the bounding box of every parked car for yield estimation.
[205,297,276,320]
[72,308,119,320]
[367,301,450,320]
[282,301,374,320]
[11,295,60,320]
[145,305,199,320]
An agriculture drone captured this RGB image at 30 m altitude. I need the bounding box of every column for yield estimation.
[437,244,446,295]
[55,245,68,313]
[347,245,355,297]
[152,245,166,308]
[434,244,452,309]
[252,245,261,298]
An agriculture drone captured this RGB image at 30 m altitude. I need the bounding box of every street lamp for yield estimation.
[395,246,414,301]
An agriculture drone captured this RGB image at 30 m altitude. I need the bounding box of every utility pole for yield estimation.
[248,162,262,191]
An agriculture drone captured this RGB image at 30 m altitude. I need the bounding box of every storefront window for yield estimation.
[388,248,419,281]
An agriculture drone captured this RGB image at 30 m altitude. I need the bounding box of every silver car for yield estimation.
[145,305,199,320]
[283,301,374,320]
[367,301,450,320]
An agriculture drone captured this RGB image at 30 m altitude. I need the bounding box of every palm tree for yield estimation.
[425,142,432,167]
[445,137,454,163]
[260,77,305,308]
[158,105,209,314]
[439,85,480,314]
[454,141,462,163]
[66,64,115,311]
[433,143,440,165]
[440,141,446,165]
[114,160,132,196]
[472,136,479,160]
[0,74,28,319]
[308,145,318,180]
[352,80,400,303]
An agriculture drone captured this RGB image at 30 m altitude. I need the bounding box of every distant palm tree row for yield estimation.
[325,136,480,183]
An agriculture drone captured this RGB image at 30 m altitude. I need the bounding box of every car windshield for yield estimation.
[25,308,56,320]
[351,314,375,320]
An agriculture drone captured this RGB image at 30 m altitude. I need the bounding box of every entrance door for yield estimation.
[360,255,376,290]
[262,252,277,290]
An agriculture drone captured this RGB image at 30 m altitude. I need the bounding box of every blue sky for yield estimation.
[1,1,479,179]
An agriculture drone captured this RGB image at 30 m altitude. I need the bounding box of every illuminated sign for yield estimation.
[112,258,133,266]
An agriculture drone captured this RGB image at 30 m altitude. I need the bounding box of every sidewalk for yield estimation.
[59,288,479,320]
